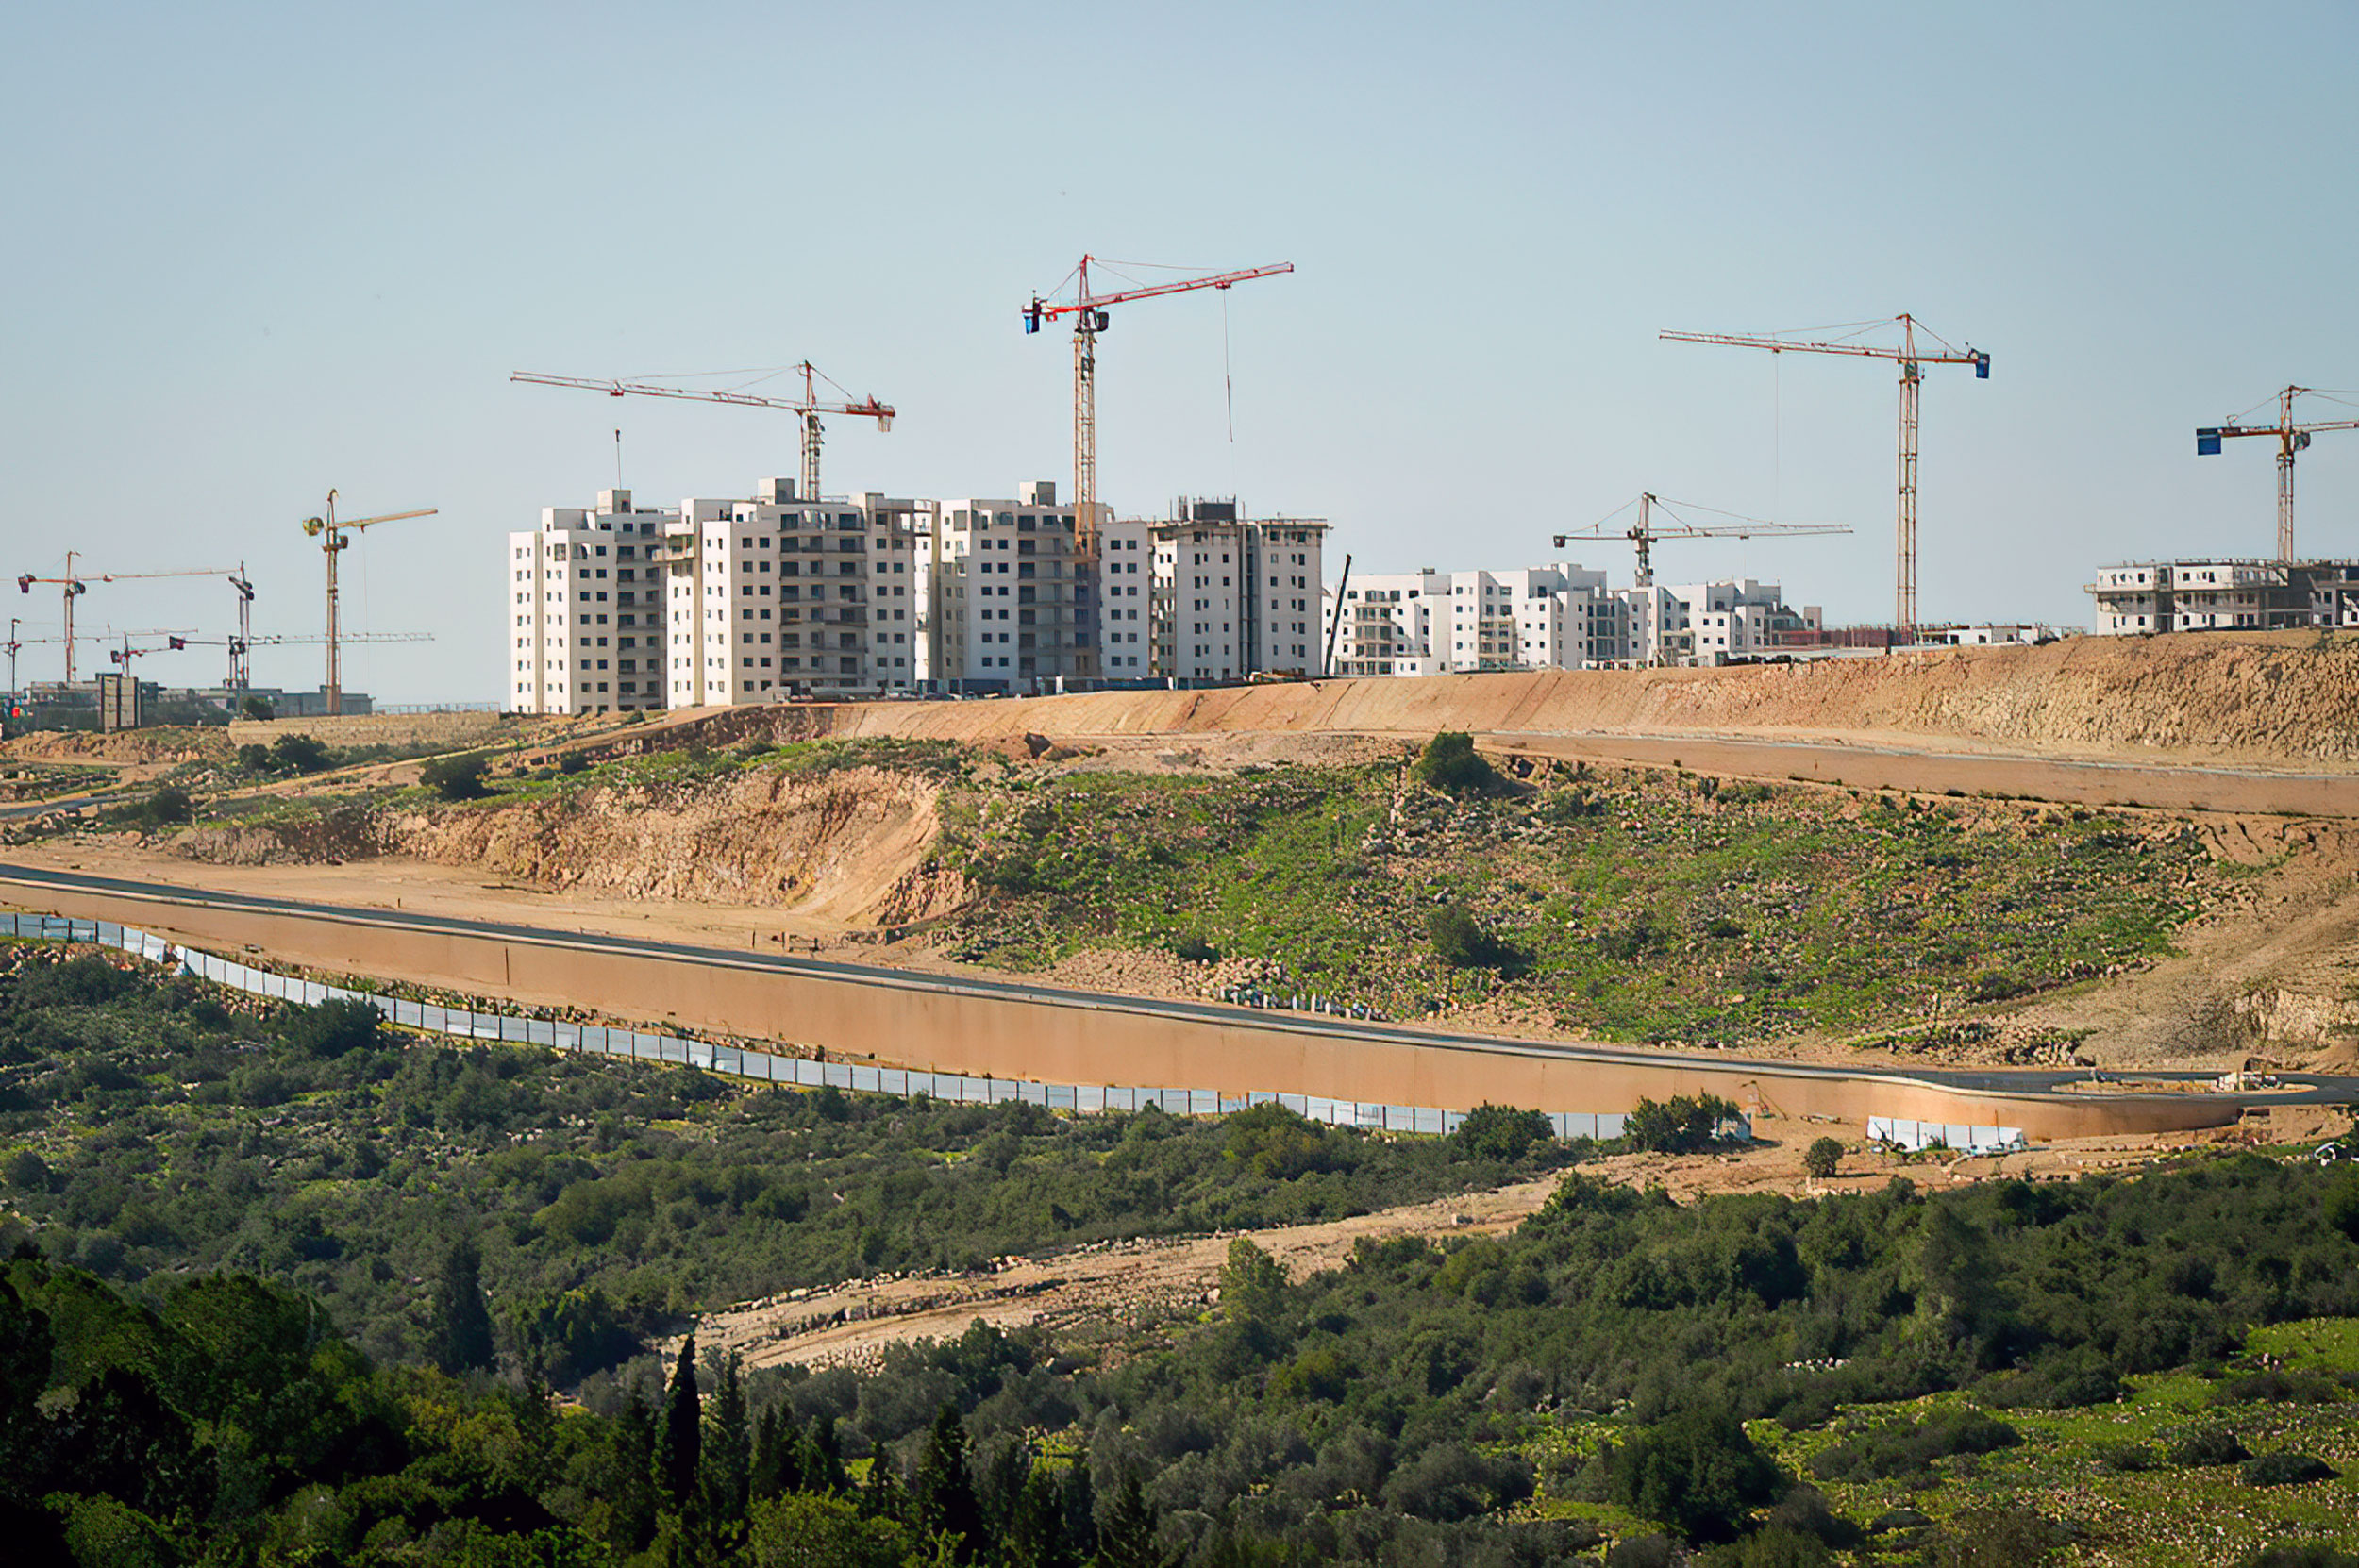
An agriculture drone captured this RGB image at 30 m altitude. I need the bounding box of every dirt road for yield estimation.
[685,1112,2341,1372]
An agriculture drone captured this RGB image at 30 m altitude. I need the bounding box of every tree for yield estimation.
[421,752,493,802]
[268,732,334,775]
[1095,1469,1170,1568]
[2325,1173,2359,1247]
[1804,1138,1845,1181]
[1453,1104,1555,1163]
[429,1237,496,1374]
[662,1332,703,1510]
[703,1346,752,1526]
[1429,902,1502,969]
[241,695,275,721]
[912,1401,985,1558]
[1626,1095,1744,1154]
[1606,1405,1783,1544]
[142,786,192,826]
[1414,731,1499,796]
[282,997,386,1059]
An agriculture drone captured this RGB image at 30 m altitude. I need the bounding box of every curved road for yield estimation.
[8,860,2357,1120]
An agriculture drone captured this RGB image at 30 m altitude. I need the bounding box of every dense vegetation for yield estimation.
[0,948,1575,1376]
[934,757,2207,1043]
[3,946,2355,1562]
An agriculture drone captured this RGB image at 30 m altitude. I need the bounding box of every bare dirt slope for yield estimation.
[814,632,2359,769]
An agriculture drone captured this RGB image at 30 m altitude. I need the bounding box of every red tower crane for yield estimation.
[1023,257,1294,549]
[2197,387,2359,561]
[1660,315,1989,638]
[511,363,894,504]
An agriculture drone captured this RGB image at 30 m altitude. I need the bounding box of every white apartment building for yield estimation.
[1093,516,1154,677]
[2088,559,2359,635]
[917,481,1090,692]
[657,478,923,706]
[508,489,677,714]
[1326,566,1815,674]
[1149,500,1327,681]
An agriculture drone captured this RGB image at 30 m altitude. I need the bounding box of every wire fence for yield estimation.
[2,910,1755,1142]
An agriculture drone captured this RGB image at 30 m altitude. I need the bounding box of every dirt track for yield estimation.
[687,1108,2348,1372]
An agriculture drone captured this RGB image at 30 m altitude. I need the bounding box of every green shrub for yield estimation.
[1414,731,1499,796]
[2166,1426,2251,1467]
[557,749,590,776]
[268,733,334,775]
[420,752,492,802]
[1452,1105,1554,1163]
[1803,1137,1843,1180]
[1625,1094,1743,1154]
[2243,1451,2338,1488]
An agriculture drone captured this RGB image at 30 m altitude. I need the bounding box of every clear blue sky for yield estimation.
[6,1,2354,701]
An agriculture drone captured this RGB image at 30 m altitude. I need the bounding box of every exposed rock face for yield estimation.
[176,765,971,926]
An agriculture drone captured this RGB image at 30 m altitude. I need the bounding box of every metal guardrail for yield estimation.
[0,911,1701,1143]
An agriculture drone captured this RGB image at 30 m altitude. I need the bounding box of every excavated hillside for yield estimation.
[176,762,969,927]
[812,631,2359,767]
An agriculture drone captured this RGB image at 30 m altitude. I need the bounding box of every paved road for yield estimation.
[8,859,2357,1112]
[0,791,125,822]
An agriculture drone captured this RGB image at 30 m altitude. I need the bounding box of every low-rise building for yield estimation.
[2088,559,2359,635]
[1325,566,1814,673]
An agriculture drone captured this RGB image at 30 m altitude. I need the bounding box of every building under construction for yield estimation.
[2087,559,2359,635]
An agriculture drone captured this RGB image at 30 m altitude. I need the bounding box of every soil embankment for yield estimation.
[815,632,2359,769]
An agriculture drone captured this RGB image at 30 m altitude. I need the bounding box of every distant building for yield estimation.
[2087,559,2359,635]
[1149,500,1328,682]
[917,481,1088,692]
[508,488,674,715]
[1324,565,1816,673]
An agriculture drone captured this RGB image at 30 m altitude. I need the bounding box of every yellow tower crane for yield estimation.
[302,492,436,715]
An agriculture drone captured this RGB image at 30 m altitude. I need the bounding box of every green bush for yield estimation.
[420,752,492,802]
[1414,731,1499,796]
[1625,1094,1743,1155]
[268,733,334,775]
[1452,1105,1554,1164]
[1603,1405,1783,1543]
[1803,1138,1843,1180]
[2166,1426,2251,1467]
[557,749,590,776]
[2243,1451,2338,1488]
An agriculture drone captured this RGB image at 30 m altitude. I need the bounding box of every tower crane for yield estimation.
[511,363,894,504]
[302,492,436,716]
[92,565,257,685]
[1022,256,1294,551]
[15,552,89,682]
[176,630,433,692]
[1554,494,1850,666]
[1660,315,1989,639]
[2197,386,2359,561]
[5,620,114,696]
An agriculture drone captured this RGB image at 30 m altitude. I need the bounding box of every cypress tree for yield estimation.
[429,1237,495,1375]
[703,1346,751,1523]
[661,1332,703,1509]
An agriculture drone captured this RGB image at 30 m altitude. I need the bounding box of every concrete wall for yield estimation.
[8,876,2251,1143]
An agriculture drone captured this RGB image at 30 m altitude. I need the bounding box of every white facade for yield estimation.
[508,489,676,714]
[919,481,1090,692]
[1094,517,1154,676]
[1149,501,1327,681]
[2088,559,2359,636]
[1326,565,1815,674]
[658,478,924,706]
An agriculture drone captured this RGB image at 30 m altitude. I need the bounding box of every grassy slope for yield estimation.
[937,763,2210,1044]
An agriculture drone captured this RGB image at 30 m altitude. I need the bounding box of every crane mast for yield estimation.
[302,492,436,715]
[2196,386,2359,560]
[14,552,88,683]
[1661,315,1988,639]
[1023,257,1294,553]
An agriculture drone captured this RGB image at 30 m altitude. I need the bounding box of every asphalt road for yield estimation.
[8,859,2356,1112]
